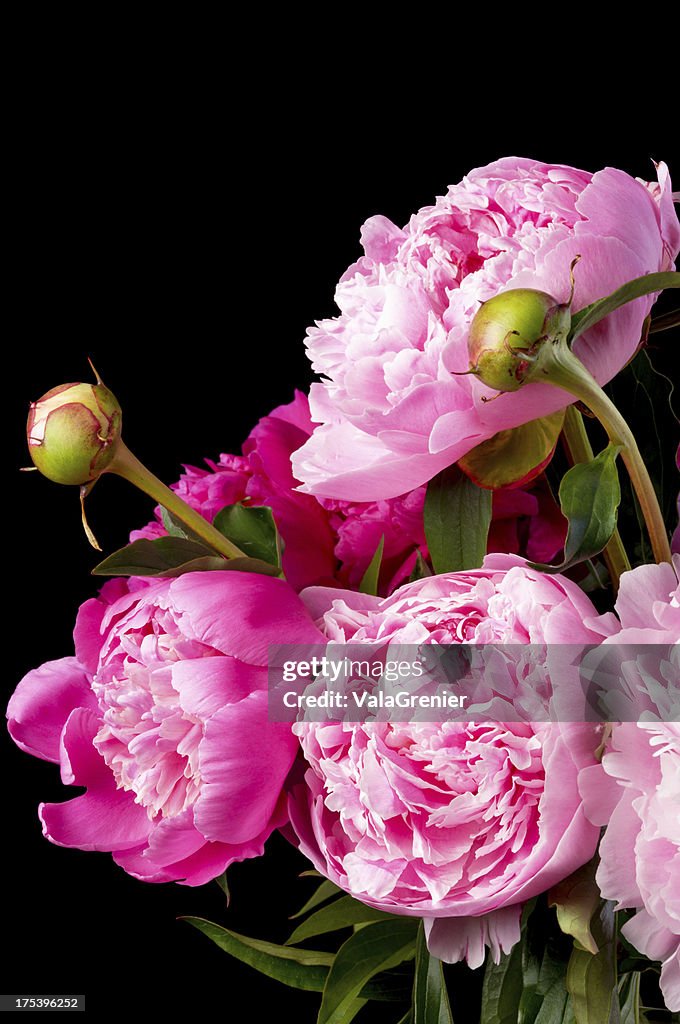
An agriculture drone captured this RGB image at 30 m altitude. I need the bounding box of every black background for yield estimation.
[3,46,678,1019]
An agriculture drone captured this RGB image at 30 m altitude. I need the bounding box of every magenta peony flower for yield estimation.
[288,555,603,965]
[134,391,564,596]
[291,158,680,500]
[581,557,680,1011]
[131,393,337,592]
[7,572,323,885]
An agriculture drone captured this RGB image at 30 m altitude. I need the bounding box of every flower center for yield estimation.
[92,611,214,820]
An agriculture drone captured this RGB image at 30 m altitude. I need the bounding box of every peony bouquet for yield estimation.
[9,157,680,1021]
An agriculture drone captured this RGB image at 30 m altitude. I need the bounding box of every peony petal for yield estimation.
[40,708,151,852]
[171,656,264,720]
[424,906,522,969]
[168,572,324,664]
[194,692,297,845]
[7,657,96,763]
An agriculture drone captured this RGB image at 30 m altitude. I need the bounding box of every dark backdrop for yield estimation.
[4,58,678,1019]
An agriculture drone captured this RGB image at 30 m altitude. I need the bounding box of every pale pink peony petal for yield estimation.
[425,906,522,969]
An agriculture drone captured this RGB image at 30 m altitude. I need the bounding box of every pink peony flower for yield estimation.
[581,557,680,1011]
[591,555,680,644]
[292,158,680,500]
[134,391,564,596]
[288,555,603,966]
[7,572,323,885]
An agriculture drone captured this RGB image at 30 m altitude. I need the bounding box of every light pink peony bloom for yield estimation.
[292,158,680,500]
[591,555,680,645]
[134,391,564,596]
[581,557,680,1011]
[7,572,323,885]
[289,555,603,966]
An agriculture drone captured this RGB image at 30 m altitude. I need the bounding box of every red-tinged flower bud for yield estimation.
[27,381,122,485]
[467,288,571,393]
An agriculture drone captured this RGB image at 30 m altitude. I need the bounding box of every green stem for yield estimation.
[108,442,246,560]
[535,340,672,565]
[561,406,632,589]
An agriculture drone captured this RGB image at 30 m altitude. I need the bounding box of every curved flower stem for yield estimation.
[535,340,671,565]
[108,442,246,560]
[561,406,631,590]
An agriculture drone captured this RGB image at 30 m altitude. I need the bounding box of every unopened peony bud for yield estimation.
[27,381,122,485]
[467,288,571,393]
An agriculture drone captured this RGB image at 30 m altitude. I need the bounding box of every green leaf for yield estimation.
[412,923,454,1024]
[528,443,622,574]
[214,872,230,903]
[458,411,565,489]
[619,973,641,1024]
[290,880,343,920]
[649,307,680,334]
[519,925,570,1023]
[409,552,433,582]
[160,507,190,538]
[93,536,216,575]
[480,941,523,1024]
[533,978,575,1024]
[361,966,414,1003]
[286,895,394,946]
[159,507,210,543]
[318,919,419,1024]
[92,537,280,577]
[183,917,412,1005]
[213,503,281,567]
[549,860,601,955]
[566,901,619,1024]
[424,465,492,573]
[181,917,334,992]
[569,271,680,342]
[359,535,384,596]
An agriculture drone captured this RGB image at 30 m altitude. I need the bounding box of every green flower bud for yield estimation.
[27,381,122,485]
[467,288,571,393]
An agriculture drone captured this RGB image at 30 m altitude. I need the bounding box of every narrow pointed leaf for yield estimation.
[318,920,418,1024]
[160,506,207,542]
[412,923,454,1024]
[181,917,333,992]
[409,552,434,582]
[92,537,280,577]
[566,901,619,1024]
[480,942,523,1024]
[619,972,641,1024]
[286,895,394,945]
[424,465,492,573]
[290,880,343,920]
[533,979,575,1024]
[214,872,230,903]
[359,535,384,595]
[569,272,680,341]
